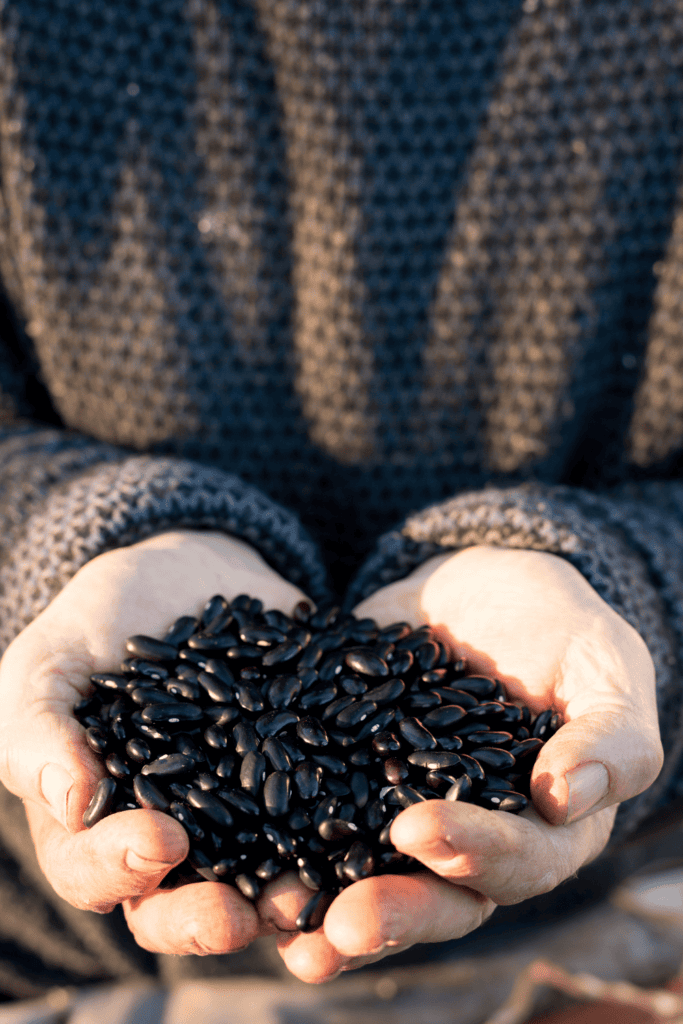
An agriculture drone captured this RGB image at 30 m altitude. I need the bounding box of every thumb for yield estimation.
[0,633,103,834]
[531,706,664,827]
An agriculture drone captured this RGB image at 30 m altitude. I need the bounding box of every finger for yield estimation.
[322,872,494,958]
[0,636,105,832]
[531,627,662,825]
[390,799,616,906]
[256,873,393,983]
[124,880,260,956]
[25,804,189,913]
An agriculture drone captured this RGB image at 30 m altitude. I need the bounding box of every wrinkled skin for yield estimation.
[0,535,662,982]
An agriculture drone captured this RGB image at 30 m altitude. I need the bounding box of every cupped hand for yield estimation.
[0,529,310,955]
[261,545,663,982]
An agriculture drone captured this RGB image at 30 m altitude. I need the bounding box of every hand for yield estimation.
[0,529,310,955]
[259,545,662,981]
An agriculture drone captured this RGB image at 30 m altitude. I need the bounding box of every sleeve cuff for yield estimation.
[0,449,331,650]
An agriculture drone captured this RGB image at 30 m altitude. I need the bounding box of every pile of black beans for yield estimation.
[74,595,560,932]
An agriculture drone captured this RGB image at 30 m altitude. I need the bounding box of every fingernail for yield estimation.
[39,764,73,829]
[125,849,184,873]
[565,762,610,824]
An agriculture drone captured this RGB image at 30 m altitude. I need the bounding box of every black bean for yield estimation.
[355,708,396,742]
[339,675,368,697]
[235,875,261,901]
[318,817,361,842]
[240,751,267,796]
[383,758,409,785]
[288,808,311,832]
[233,722,258,755]
[298,684,338,710]
[454,721,491,737]
[509,737,544,760]
[424,770,460,793]
[296,890,333,933]
[294,762,322,802]
[393,785,426,808]
[311,753,347,777]
[378,822,394,845]
[532,709,554,739]
[434,687,480,709]
[407,750,461,771]
[133,774,170,811]
[467,731,514,747]
[141,703,204,725]
[83,778,118,828]
[204,724,229,750]
[372,731,401,755]
[398,717,438,750]
[298,669,320,691]
[105,752,132,780]
[126,738,152,763]
[263,823,296,858]
[164,615,199,646]
[177,649,209,668]
[342,841,375,882]
[349,748,372,766]
[195,773,220,791]
[344,650,389,678]
[295,717,328,748]
[85,726,108,755]
[133,719,172,744]
[468,702,506,719]
[415,641,440,671]
[186,789,235,829]
[200,594,229,628]
[318,651,347,682]
[378,622,412,643]
[124,660,170,681]
[388,649,414,677]
[549,713,562,735]
[142,753,195,776]
[321,695,355,721]
[481,790,528,813]
[280,736,306,764]
[262,641,303,667]
[130,686,176,707]
[255,710,299,739]
[267,675,302,709]
[215,755,236,781]
[297,644,324,669]
[472,747,516,771]
[423,705,467,731]
[91,672,133,693]
[445,776,473,802]
[204,706,241,727]
[406,692,442,711]
[264,771,291,817]
[169,802,204,842]
[298,861,323,890]
[221,790,261,817]
[188,632,239,652]
[174,735,206,763]
[349,771,370,808]
[125,635,178,661]
[325,779,352,798]
[455,676,497,697]
[235,682,265,713]
[458,753,487,783]
[197,672,234,704]
[261,738,293,772]
[255,858,282,881]
[364,798,386,831]
[335,700,378,729]
[166,678,201,701]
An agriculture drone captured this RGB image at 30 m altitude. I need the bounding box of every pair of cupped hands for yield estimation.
[0,530,662,983]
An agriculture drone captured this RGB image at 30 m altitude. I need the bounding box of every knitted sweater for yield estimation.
[0,0,683,993]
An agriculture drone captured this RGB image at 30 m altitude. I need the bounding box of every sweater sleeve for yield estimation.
[347,481,683,846]
[0,422,331,653]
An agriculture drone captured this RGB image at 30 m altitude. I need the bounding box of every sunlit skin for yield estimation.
[0,533,662,983]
